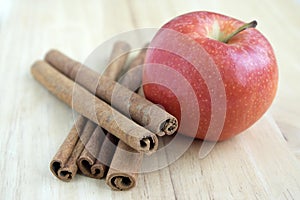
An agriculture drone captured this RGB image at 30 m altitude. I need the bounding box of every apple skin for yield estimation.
[143,11,278,141]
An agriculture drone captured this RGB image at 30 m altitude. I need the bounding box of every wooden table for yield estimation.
[1,0,300,199]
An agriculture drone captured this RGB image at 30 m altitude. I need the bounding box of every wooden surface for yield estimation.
[1,0,300,199]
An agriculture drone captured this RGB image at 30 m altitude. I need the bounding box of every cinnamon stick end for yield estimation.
[44,49,60,62]
[140,135,158,155]
[77,156,106,179]
[91,164,107,179]
[106,173,136,191]
[161,117,178,135]
[50,160,78,182]
[50,160,62,179]
[57,165,77,182]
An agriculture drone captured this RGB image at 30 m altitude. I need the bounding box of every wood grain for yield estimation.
[0,0,299,199]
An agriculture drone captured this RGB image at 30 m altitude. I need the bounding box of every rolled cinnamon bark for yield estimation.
[94,132,119,172]
[118,46,147,92]
[31,61,158,153]
[77,127,107,179]
[45,50,178,136]
[103,41,131,81]
[106,47,148,191]
[50,117,96,181]
[106,141,142,191]
[77,41,129,178]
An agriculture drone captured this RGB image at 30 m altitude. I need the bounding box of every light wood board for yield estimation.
[0,0,299,199]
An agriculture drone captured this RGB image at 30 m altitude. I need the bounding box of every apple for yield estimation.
[143,11,278,141]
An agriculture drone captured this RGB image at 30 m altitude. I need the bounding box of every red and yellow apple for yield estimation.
[143,11,278,141]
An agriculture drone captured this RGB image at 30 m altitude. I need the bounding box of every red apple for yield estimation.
[143,11,278,141]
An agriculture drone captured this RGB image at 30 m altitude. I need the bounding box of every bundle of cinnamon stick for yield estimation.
[31,41,178,191]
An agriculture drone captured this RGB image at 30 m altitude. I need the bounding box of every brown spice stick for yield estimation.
[94,132,119,173]
[77,41,129,178]
[106,48,148,190]
[118,46,147,92]
[50,116,86,181]
[45,50,178,136]
[58,121,96,178]
[106,141,143,191]
[31,61,158,153]
[50,117,96,181]
[76,127,107,178]
[104,41,131,80]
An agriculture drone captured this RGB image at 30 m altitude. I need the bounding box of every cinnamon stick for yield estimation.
[102,41,131,81]
[31,61,158,153]
[45,50,178,136]
[93,132,119,175]
[77,41,129,178]
[50,117,97,181]
[106,47,148,190]
[118,46,147,92]
[106,141,142,190]
[76,127,108,179]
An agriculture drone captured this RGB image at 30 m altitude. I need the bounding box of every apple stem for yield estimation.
[222,20,257,43]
